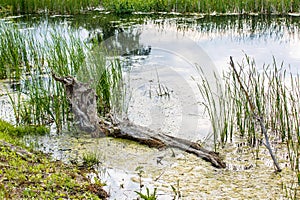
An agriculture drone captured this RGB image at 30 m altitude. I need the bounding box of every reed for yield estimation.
[0,21,123,133]
[0,22,28,80]
[102,0,300,14]
[197,54,300,173]
[1,0,300,15]
[0,0,100,15]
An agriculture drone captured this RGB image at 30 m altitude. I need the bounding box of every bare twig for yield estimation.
[0,140,33,160]
[229,56,281,172]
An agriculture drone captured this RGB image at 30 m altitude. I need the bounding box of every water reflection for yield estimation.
[1,13,300,199]
[2,12,300,141]
[2,12,300,139]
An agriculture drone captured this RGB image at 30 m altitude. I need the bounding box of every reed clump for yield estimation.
[102,0,300,14]
[0,22,28,80]
[1,0,300,15]
[0,21,122,133]
[197,55,300,194]
[0,0,99,15]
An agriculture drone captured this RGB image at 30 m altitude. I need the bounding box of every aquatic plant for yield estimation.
[0,0,100,15]
[82,152,100,168]
[135,166,145,194]
[0,22,28,80]
[197,54,300,183]
[194,66,233,151]
[135,188,157,200]
[0,21,123,132]
[102,0,300,14]
[1,0,300,15]
[228,56,300,171]
[77,47,123,116]
[171,180,182,200]
[134,166,157,200]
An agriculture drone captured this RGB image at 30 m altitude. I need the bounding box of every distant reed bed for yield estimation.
[102,0,300,14]
[1,0,300,15]
[0,0,99,14]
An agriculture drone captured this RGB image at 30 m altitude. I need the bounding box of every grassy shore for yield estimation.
[0,0,300,15]
[0,120,108,199]
[102,0,300,14]
[0,0,99,15]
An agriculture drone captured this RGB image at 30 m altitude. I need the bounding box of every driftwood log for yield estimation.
[53,74,226,168]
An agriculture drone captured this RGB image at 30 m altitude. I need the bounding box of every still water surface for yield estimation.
[1,13,300,199]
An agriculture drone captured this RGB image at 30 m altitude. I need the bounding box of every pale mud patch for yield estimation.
[24,131,297,200]
[153,147,295,200]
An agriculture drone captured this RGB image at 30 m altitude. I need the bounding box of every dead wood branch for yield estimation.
[53,74,226,169]
[229,56,281,172]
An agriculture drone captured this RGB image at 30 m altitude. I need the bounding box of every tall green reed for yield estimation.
[197,54,300,171]
[0,21,123,132]
[102,0,300,14]
[0,0,100,15]
[194,66,234,150]
[1,0,299,15]
[77,44,123,117]
[0,22,29,80]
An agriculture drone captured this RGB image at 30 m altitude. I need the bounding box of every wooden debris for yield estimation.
[53,74,226,168]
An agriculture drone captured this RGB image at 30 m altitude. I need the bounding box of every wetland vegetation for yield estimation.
[0,120,107,199]
[0,20,122,131]
[1,0,300,14]
[0,1,300,199]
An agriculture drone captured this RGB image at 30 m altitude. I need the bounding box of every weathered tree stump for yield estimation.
[53,74,226,168]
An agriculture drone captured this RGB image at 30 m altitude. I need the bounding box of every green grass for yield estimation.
[0,0,100,15]
[0,120,49,138]
[102,0,300,14]
[82,152,100,168]
[0,119,106,199]
[1,0,300,15]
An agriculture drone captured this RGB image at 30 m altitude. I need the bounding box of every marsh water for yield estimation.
[1,13,300,199]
